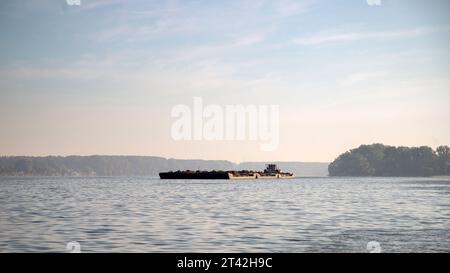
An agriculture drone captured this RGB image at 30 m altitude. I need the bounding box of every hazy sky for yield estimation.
[0,0,449,162]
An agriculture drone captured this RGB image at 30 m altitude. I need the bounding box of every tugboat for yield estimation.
[159,164,294,180]
[258,163,294,179]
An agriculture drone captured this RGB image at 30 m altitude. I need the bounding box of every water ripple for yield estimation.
[0,177,449,252]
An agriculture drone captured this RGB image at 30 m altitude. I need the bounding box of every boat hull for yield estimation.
[159,171,230,180]
[159,171,293,180]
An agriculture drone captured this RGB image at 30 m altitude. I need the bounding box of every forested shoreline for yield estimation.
[0,156,233,176]
[0,156,328,177]
[329,144,450,177]
[2,145,449,177]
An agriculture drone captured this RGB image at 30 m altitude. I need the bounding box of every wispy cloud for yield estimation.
[0,55,126,81]
[274,0,315,17]
[294,26,450,45]
[338,72,385,87]
[78,0,127,11]
[95,17,200,42]
[93,0,314,44]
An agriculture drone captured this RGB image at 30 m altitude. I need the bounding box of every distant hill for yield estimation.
[0,156,329,177]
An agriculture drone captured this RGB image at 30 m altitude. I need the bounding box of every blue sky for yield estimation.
[0,0,449,162]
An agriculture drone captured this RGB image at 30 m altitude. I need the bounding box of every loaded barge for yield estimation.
[159,164,293,180]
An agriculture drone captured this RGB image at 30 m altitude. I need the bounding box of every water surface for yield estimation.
[0,177,449,252]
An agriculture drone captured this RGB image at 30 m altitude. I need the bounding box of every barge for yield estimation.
[159,164,294,180]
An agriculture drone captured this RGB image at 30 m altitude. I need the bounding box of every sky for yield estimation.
[0,0,449,163]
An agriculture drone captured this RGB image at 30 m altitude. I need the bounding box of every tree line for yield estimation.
[0,156,234,176]
[329,144,450,177]
[0,156,330,177]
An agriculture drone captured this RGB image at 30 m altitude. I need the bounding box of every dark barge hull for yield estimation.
[159,171,230,179]
[159,171,293,180]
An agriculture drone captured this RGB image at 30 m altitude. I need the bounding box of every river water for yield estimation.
[0,177,449,252]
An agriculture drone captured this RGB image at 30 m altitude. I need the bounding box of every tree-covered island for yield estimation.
[329,144,450,177]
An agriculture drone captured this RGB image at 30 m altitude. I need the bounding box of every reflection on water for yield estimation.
[0,177,449,252]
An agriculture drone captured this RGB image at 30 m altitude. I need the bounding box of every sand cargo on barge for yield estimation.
[159,164,294,180]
